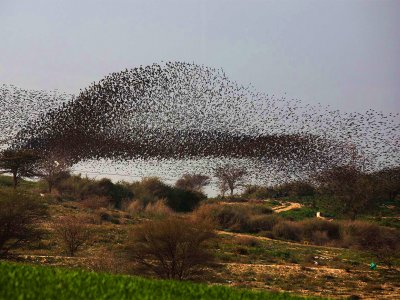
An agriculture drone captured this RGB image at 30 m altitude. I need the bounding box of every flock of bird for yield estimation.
[1,61,399,184]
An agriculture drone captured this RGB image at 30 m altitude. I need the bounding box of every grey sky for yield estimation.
[1,0,399,113]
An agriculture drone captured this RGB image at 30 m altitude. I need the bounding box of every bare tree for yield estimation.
[217,179,229,198]
[37,153,70,193]
[215,165,247,196]
[175,173,210,193]
[126,217,215,280]
[53,215,91,256]
[0,149,40,189]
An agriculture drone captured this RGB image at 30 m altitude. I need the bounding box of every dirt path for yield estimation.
[272,202,302,213]
[216,229,345,251]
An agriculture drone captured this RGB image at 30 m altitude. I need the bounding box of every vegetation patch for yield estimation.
[0,262,319,300]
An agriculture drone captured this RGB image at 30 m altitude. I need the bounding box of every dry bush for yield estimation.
[125,199,173,218]
[341,221,400,265]
[309,230,330,245]
[193,203,278,233]
[53,215,91,256]
[89,247,130,274]
[272,221,303,242]
[192,203,250,231]
[191,203,218,220]
[301,219,341,245]
[247,214,283,233]
[126,200,144,215]
[342,221,400,267]
[80,196,110,210]
[144,199,173,217]
[126,216,215,280]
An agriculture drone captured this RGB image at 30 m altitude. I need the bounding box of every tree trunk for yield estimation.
[12,172,17,189]
[230,188,234,196]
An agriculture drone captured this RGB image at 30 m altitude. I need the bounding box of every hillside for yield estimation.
[1,175,399,299]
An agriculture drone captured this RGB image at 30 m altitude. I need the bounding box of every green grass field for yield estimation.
[0,262,321,300]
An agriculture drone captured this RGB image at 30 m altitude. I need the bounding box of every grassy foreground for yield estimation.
[0,262,320,300]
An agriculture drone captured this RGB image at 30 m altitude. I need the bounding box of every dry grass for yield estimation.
[126,199,173,218]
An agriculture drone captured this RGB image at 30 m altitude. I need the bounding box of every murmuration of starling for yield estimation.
[1,62,399,183]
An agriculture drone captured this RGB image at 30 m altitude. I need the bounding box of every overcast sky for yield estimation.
[1,0,399,113]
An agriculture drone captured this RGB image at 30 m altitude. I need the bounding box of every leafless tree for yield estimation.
[36,153,70,193]
[126,217,215,280]
[175,173,210,193]
[53,215,91,256]
[215,165,247,196]
[217,179,229,198]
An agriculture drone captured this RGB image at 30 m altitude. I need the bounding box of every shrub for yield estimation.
[128,177,204,212]
[89,247,129,274]
[126,217,215,280]
[341,221,400,266]
[54,175,133,208]
[272,221,303,242]
[247,215,283,233]
[0,189,47,256]
[193,203,279,233]
[125,199,173,218]
[301,219,341,243]
[195,204,251,232]
[126,200,144,215]
[144,199,173,217]
[164,188,205,212]
[242,185,275,199]
[53,215,91,256]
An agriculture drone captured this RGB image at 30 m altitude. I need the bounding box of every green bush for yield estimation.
[165,187,204,212]
[55,175,133,208]
[242,185,275,199]
[126,177,204,212]
[0,189,47,256]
